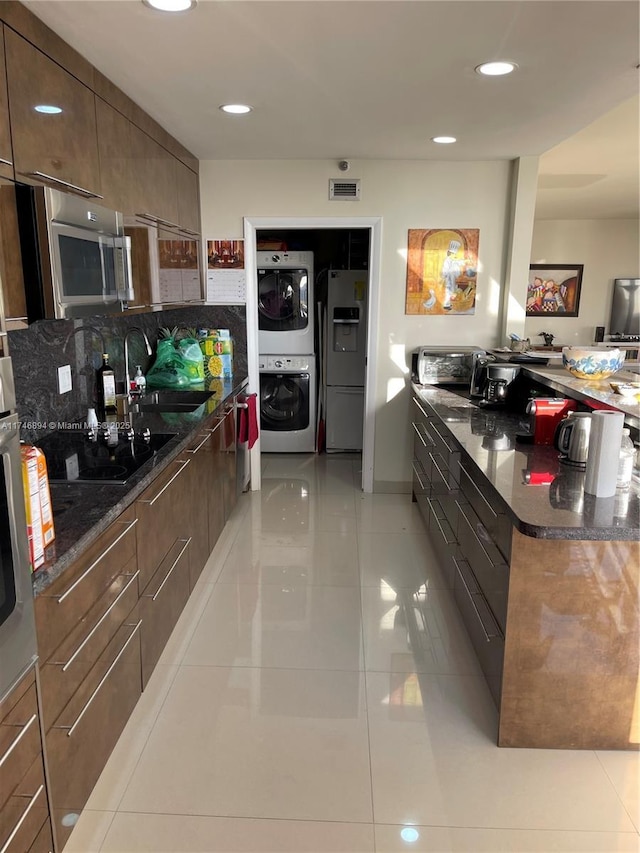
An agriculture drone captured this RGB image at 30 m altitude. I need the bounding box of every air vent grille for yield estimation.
[329,178,360,200]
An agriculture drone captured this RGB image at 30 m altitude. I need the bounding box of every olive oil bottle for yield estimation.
[96,353,116,419]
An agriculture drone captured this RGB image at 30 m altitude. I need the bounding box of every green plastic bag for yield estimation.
[177,337,205,385]
[146,338,191,389]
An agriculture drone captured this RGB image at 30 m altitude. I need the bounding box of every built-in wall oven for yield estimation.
[0,356,37,702]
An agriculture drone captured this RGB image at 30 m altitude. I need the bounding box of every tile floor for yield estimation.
[66,454,639,852]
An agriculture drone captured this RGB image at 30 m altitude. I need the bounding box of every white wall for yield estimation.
[200,159,515,489]
[527,219,639,345]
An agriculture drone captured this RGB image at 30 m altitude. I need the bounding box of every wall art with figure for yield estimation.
[405,228,479,315]
[526,264,583,317]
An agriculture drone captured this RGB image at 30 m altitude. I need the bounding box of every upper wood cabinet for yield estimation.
[4,29,101,198]
[0,26,14,179]
[96,96,133,213]
[176,159,200,234]
[130,122,178,226]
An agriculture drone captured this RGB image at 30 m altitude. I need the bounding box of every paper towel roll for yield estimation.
[584,410,625,498]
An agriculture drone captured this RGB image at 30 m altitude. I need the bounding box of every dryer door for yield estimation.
[258,269,309,332]
[260,372,310,432]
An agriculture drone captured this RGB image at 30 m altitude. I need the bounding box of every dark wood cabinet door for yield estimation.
[0,182,27,324]
[96,97,133,213]
[175,159,200,234]
[130,123,178,227]
[208,418,226,552]
[185,431,213,588]
[221,406,237,521]
[0,26,14,179]
[5,30,101,197]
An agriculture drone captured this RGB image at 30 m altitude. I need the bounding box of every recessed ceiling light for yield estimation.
[220,104,252,115]
[431,136,457,144]
[142,0,196,12]
[475,61,517,76]
[34,104,63,114]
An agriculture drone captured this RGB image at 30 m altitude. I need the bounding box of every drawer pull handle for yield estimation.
[186,433,210,454]
[456,500,496,566]
[411,421,430,447]
[411,460,427,492]
[0,713,37,769]
[460,464,498,519]
[20,171,103,199]
[431,423,454,454]
[139,459,191,506]
[59,621,142,738]
[61,571,140,672]
[452,556,500,642]
[0,784,45,853]
[147,538,191,602]
[0,157,13,167]
[428,451,449,487]
[56,519,138,604]
[426,497,456,546]
[412,396,430,420]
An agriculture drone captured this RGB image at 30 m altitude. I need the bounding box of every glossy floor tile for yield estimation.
[65,453,640,852]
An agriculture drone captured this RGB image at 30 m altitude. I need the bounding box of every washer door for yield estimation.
[258,269,309,332]
[260,373,310,432]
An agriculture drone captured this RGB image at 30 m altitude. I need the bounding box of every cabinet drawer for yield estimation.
[0,682,41,812]
[35,509,137,663]
[140,537,191,687]
[39,558,139,732]
[135,457,191,592]
[28,816,53,853]
[453,556,504,706]
[412,456,429,500]
[412,418,434,473]
[456,500,509,631]
[423,496,457,588]
[459,463,511,560]
[0,754,48,853]
[47,615,142,849]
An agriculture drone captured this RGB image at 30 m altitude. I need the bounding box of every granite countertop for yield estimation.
[412,382,640,542]
[32,374,248,596]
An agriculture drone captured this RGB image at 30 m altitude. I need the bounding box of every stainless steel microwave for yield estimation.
[15,185,134,321]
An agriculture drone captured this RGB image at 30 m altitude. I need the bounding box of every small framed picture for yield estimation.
[526,264,583,317]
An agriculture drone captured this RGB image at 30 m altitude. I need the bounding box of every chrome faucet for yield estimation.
[123,327,152,396]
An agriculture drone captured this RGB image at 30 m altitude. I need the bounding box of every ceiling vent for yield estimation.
[329,178,360,200]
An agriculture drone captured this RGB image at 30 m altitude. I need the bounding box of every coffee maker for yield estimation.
[472,362,522,407]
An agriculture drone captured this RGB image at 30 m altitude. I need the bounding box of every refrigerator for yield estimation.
[324,270,368,451]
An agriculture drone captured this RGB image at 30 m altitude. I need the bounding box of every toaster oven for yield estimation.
[411,346,486,386]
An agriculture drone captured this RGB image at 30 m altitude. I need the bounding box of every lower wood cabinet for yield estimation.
[185,430,214,588]
[220,404,237,522]
[45,615,142,848]
[0,667,53,853]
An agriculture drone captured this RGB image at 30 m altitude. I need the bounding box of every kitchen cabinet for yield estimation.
[208,416,227,552]
[175,159,200,235]
[135,455,193,686]
[0,26,14,179]
[185,428,215,588]
[130,123,179,227]
[34,506,141,849]
[5,29,101,198]
[0,666,54,853]
[0,182,27,327]
[95,96,134,214]
[220,402,238,521]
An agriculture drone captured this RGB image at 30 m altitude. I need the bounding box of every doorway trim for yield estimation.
[244,215,382,493]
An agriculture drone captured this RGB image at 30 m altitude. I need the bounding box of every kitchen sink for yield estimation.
[130,389,213,413]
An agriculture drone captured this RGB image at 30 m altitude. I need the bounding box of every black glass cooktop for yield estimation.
[35,430,176,485]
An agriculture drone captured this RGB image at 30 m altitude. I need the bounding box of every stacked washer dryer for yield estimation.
[257,251,316,452]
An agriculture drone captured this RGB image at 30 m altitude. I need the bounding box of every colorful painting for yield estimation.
[526,264,583,317]
[405,228,479,315]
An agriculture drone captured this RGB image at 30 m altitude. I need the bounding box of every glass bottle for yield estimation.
[96,353,117,418]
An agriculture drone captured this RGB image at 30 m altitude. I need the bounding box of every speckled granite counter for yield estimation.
[412,382,639,542]
[32,373,248,596]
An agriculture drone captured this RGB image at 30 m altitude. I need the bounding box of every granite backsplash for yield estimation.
[8,305,247,440]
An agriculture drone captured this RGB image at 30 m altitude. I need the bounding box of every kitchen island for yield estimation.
[410,366,639,750]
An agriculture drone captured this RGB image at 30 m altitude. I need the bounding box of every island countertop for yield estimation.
[412,380,639,542]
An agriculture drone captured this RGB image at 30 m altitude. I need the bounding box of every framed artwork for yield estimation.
[526,264,583,317]
[405,228,480,315]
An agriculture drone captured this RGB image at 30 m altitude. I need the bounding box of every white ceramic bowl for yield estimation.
[561,347,625,380]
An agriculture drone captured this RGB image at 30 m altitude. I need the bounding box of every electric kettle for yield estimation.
[554,412,592,466]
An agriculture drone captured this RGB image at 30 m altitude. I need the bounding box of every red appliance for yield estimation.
[526,398,577,445]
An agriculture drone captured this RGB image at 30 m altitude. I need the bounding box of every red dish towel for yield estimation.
[238,393,259,449]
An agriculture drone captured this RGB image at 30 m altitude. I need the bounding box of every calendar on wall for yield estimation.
[206,239,246,304]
